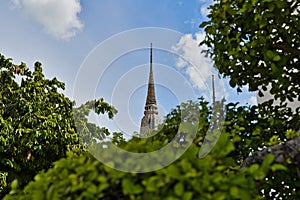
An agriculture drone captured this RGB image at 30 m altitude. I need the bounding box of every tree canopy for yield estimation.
[3,95,300,199]
[0,55,116,198]
[200,0,299,102]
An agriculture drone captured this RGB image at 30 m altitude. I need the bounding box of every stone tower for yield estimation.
[140,43,161,136]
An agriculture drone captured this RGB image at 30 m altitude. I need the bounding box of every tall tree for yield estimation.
[0,54,116,197]
[200,0,299,102]
[200,0,300,198]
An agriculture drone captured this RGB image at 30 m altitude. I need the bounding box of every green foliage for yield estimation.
[73,98,117,146]
[200,0,300,102]
[0,54,116,197]
[200,1,300,198]
[0,55,78,196]
[225,100,300,162]
[4,98,297,199]
[4,132,264,200]
[2,0,300,195]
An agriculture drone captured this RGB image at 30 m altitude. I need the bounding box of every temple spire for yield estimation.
[146,43,157,105]
[140,43,161,135]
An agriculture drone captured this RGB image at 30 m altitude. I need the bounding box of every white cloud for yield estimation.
[199,0,213,18]
[11,0,83,40]
[248,95,257,105]
[172,32,226,102]
[172,32,212,90]
[200,5,209,18]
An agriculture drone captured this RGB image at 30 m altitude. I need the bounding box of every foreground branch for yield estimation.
[241,137,300,178]
[272,42,300,57]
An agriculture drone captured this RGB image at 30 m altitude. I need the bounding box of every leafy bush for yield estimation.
[0,55,116,197]
[4,99,299,199]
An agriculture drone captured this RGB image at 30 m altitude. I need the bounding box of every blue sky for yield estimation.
[0,0,257,135]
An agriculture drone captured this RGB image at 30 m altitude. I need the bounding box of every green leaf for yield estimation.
[260,154,275,176]
[144,176,162,192]
[229,78,236,88]
[230,186,239,198]
[183,192,193,200]
[174,182,184,196]
[271,164,287,171]
[199,21,210,28]
[262,154,274,167]
[258,90,264,97]
[247,164,259,174]
[122,178,143,195]
[237,87,242,93]
[273,55,281,61]
[266,50,274,59]
[163,165,181,179]
[11,179,18,190]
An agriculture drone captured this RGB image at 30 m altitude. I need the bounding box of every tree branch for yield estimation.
[272,42,300,57]
[241,137,300,178]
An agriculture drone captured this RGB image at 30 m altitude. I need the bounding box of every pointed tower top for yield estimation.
[145,43,157,105]
[140,43,160,135]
